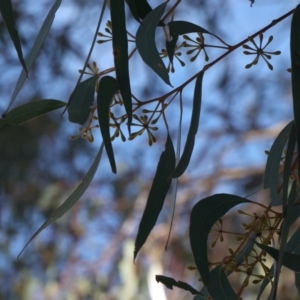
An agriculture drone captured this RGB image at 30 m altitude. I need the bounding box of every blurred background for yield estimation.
[0,0,298,299]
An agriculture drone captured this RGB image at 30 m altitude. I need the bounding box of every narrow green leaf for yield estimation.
[136,2,171,85]
[291,5,300,178]
[125,0,151,22]
[190,193,251,286]
[201,233,256,297]
[294,245,300,297]
[282,123,296,209]
[17,143,104,259]
[172,71,204,178]
[111,0,132,131]
[68,76,97,125]
[97,76,119,174]
[168,21,210,36]
[134,134,175,260]
[207,266,239,300]
[257,222,300,299]
[0,99,66,128]
[166,34,178,66]
[271,180,297,299]
[6,0,62,112]
[0,0,27,73]
[156,275,203,296]
[254,241,300,273]
[263,121,293,206]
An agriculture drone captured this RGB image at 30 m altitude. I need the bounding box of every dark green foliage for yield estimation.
[111,0,132,132]
[172,71,204,178]
[67,76,97,125]
[168,21,210,36]
[0,99,66,127]
[0,0,27,73]
[189,194,251,286]
[134,134,175,260]
[97,76,119,174]
[136,2,171,85]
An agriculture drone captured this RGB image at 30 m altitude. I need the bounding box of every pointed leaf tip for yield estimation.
[68,76,97,125]
[17,144,104,259]
[97,76,119,174]
[134,134,175,260]
[172,71,204,178]
[136,2,171,85]
[190,193,251,286]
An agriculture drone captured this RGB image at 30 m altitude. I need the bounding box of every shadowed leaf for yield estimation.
[136,2,171,85]
[0,99,66,128]
[172,71,204,178]
[156,275,203,296]
[68,76,97,125]
[17,143,104,259]
[254,241,300,273]
[126,0,164,24]
[111,0,132,132]
[166,33,178,66]
[6,0,62,112]
[291,5,300,178]
[0,0,27,73]
[168,21,210,36]
[263,121,293,206]
[190,193,251,286]
[97,75,119,174]
[134,134,175,260]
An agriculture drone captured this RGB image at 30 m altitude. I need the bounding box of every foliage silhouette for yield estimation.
[1,1,300,299]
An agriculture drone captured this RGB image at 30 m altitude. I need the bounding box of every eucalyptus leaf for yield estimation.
[7,0,62,112]
[136,2,171,85]
[68,76,97,125]
[0,0,27,73]
[156,275,202,296]
[111,0,132,131]
[97,76,119,174]
[168,21,210,36]
[291,5,300,177]
[172,71,204,178]
[263,121,293,206]
[190,193,251,286]
[0,99,66,128]
[254,241,300,273]
[18,143,104,259]
[134,134,175,260]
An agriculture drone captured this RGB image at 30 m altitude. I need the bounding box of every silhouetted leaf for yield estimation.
[168,21,210,36]
[190,193,251,286]
[0,99,66,128]
[126,0,163,24]
[166,33,178,66]
[111,0,132,131]
[254,241,300,273]
[271,180,297,299]
[68,76,97,125]
[134,134,175,260]
[291,5,300,178]
[263,121,293,206]
[282,123,296,209]
[156,275,203,296]
[207,266,238,299]
[97,76,119,174]
[136,2,171,85]
[172,71,204,178]
[200,233,256,297]
[7,0,62,112]
[18,143,104,259]
[257,223,300,299]
[0,0,27,74]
